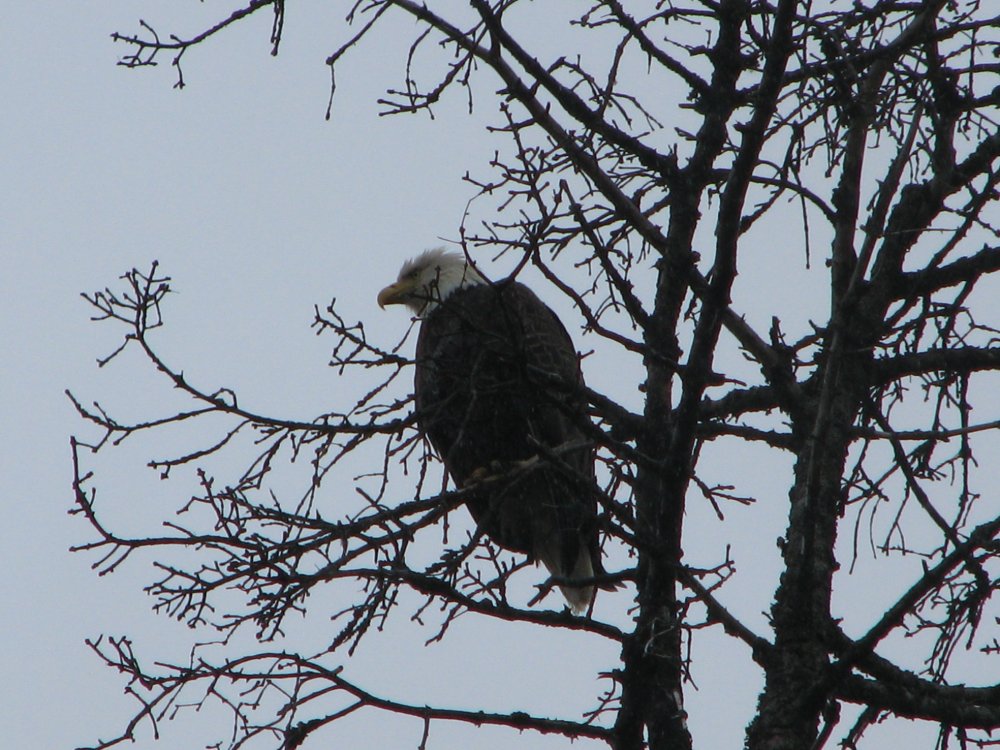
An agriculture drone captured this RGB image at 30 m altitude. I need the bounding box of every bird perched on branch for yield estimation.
[378,248,608,612]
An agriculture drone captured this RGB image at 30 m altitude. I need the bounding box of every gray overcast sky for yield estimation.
[2,4,992,749]
[3,6,639,748]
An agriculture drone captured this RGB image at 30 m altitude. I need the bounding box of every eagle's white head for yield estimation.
[377,248,486,315]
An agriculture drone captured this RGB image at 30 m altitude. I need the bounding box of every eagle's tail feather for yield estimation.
[539,546,596,615]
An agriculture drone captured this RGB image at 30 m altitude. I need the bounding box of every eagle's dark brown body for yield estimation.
[414,281,604,606]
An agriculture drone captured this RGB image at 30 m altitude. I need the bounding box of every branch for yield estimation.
[828,626,1000,730]
[892,245,1000,299]
[330,668,616,741]
[826,513,1000,688]
[874,346,1000,383]
[836,673,1000,730]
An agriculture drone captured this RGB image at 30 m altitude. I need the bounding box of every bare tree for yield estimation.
[73,2,1000,749]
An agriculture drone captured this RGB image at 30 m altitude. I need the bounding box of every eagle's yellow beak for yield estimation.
[377,279,414,309]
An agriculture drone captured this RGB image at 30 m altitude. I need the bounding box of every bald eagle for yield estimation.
[378,249,606,612]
